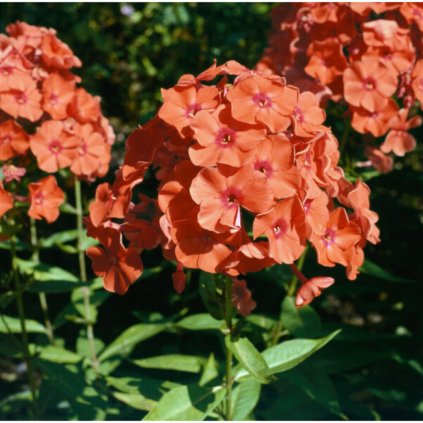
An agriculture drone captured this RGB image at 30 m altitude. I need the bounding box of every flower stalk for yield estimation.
[223,275,233,421]
[11,235,39,419]
[30,218,55,345]
[74,177,98,372]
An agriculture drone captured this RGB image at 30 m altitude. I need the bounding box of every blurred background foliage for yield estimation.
[1,2,423,421]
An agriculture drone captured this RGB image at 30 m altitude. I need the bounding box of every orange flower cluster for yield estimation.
[86,60,380,308]
[258,3,423,172]
[0,21,114,223]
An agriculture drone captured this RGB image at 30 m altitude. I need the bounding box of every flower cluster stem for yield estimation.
[11,236,39,419]
[288,246,308,297]
[30,218,55,345]
[74,177,98,372]
[224,276,233,421]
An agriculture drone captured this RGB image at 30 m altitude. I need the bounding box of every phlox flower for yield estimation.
[343,56,397,113]
[0,75,43,122]
[28,175,64,223]
[0,120,29,160]
[310,208,361,268]
[231,278,256,316]
[253,197,306,264]
[295,276,335,307]
[0,182,13,217]
[190,164,273,233]
[2,164,26,183]
[226,74,298,133]
[30,120,79,172]
[189,105,267,167]
[87,227,143,295]
[381,109,421,156]
[42,72,75,119]
[159,85,219,138]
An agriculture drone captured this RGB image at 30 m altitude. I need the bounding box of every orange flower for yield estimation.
[411,60,423,106]
[0,75,43,122]
[310,208,361,271]
[251,134,301,199]
[28,175,64,223]
[0,182,13,217]
[159,85,219,137]
[87,227,143,295]
[0,120,29,160]
[88,182,132,227]
[42,73,75,119]
[347,180,380,245]
[40,33,82,69]
[253,197,306,264]
[231,278,257,316]
[189,105,266,167]
[381,109,421,156]
[226,74,298,132]
[351,99,398,137]
[190,164,273,233]
[291,91,326,137]
[295,276,335,307]
[30,120,79,172]
[70,123,106,177]
[172,263,186,294]
[305,39,347,85]
[68,88,101,123]
[343,56,397,112]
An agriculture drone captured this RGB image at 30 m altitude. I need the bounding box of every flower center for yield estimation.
[1,66,12,76]
[216,127,236,148]
[48,139,63,155]
[323,228,336,247]
[254,160,273,177]
[293,106,304,122]
[79,142,88,156]
[185,103,201,118]
[15,92,27,105]
[273,219,288,239]
[49,93,59,105]
[0,135,11,146]
[253,92,272,108]
[34,192,44,205]
[222,187,241,208]
[363,77,376,91]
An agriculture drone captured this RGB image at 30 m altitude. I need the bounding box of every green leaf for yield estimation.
[40,230,79,248]
[231,379,261,420]
[283,365,346,418]
[0,315,46,334]
[99,323,165,362]
[112,392,156,411]
[175,313,223,331]
[199,353,219,387]
[17,259,79,282]
[133,354,206,374]
[281,296,321,338]
[227,336,273,384]
[360,259,413,283]
[199,273,224,320]
[37,346,83,364]
[234,330,341,381]
[36,360,86,400]
[143,384,225,421]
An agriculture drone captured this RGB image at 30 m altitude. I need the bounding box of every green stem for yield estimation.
[11,236,39,419]
[30,219,55,345]
[287,245,308,297]
[224,276,233,421]
[74,177,98,372]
